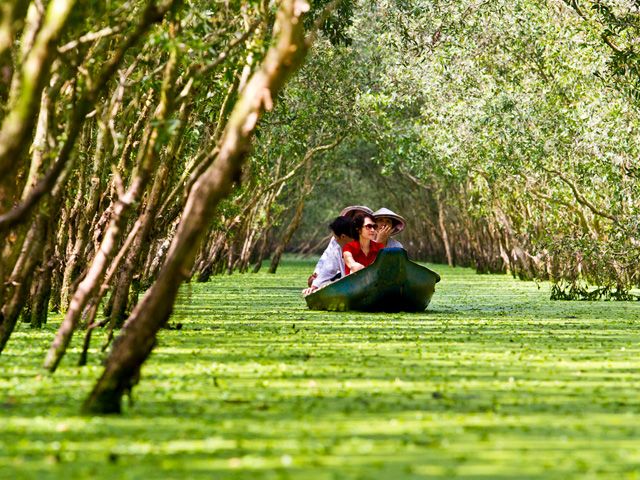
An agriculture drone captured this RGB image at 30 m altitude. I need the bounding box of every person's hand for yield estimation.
[302,286,317,296]
[376,224,393,245]
[350,262,365,273]
[307,272,317,287]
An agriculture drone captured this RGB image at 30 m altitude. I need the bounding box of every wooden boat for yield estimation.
[305,248,441,312]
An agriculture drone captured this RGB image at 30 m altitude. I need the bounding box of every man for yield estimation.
[373,207,405,249]
[303,206,373,295]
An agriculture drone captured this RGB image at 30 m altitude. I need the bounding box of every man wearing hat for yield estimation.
[373,207,405,249]
[303,206,373,295]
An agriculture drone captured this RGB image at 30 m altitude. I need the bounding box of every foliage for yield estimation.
[290,0,640,298]
[2,260,640,477]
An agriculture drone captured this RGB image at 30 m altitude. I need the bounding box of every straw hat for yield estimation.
[373,208,406,235]
[339,205,373,218]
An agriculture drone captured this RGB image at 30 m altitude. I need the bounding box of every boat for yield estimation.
[304,248,441,312]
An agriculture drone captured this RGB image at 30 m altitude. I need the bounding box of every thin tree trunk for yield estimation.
[30,222,56,328]
[196,233,226,282]
[0,0,75,200]
[269,157,313,274]
[44,45,179,372]
[83,0,312,414]
[252,192,278,273]
[437,194,453,267]
[0,217,46,352]
[268,195,306,274]
[107,102,189,327]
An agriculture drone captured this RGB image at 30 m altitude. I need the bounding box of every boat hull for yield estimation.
[305,248,441,312]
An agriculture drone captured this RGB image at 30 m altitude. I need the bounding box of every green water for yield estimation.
[1,260,640,479]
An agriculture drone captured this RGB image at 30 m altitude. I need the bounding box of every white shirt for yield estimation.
[312,237,345,288]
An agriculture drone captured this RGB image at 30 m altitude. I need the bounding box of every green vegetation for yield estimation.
[2,259,639,479]
[2,2,640,475]
[3,0,640,411]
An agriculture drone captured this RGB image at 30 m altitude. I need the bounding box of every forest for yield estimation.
[1,0,640,477]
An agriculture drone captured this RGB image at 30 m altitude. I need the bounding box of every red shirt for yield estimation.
[342,240,383,274]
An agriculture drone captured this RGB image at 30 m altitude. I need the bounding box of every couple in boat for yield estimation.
[303,206,406,296]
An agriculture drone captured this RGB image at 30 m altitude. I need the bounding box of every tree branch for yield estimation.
[545,168,618,223]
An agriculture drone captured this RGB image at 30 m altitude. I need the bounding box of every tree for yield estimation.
[83,0,325,413]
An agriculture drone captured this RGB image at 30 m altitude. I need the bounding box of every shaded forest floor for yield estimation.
[1,259,640,479]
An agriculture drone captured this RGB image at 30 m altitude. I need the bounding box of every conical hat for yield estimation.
[339,205,373,218]
[373,208,405,235]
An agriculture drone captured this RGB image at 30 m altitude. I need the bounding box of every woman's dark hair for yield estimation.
[329,216,353,238]
[351,213,375,240]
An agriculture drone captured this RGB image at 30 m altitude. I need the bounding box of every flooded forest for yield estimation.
[1,1,639,478]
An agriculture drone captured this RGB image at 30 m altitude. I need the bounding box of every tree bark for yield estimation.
[0,0,75,206]
[268,162,313,274]
[44,45,179,372]
[437,194,453,267]
[107,101,189,328]
[0,216,46,352]
[83,0,312,414]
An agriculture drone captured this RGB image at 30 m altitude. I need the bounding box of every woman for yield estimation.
[342,213,383,274]
[306,205,373,287]
[373,207,405,249]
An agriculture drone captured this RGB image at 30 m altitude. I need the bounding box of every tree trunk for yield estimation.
[437,194,453,267]
[83,0,311,414]
[196,233,226,282]
[30,222,57,328]
[0,0,75,206]
[269,158,313,274]
[43,46,179,372]
[0,216,46,352]
[268,195,306,274]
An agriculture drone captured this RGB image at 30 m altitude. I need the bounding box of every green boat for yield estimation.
[305,248,441,312]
